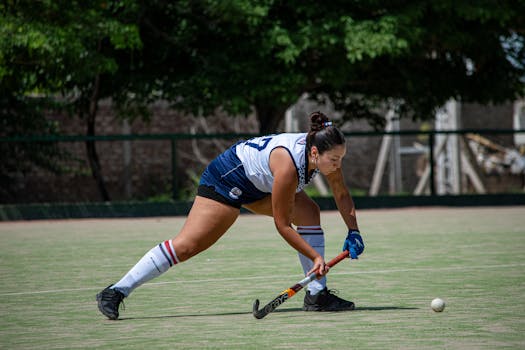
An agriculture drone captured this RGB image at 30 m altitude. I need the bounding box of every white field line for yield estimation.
[2,262,524,297]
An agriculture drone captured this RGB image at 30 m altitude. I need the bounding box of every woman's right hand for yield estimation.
[307,256,329,278]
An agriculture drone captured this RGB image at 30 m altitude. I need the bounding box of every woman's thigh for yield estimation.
[243,191,320,226]
[172,196,240,261]
[291,191,321,226]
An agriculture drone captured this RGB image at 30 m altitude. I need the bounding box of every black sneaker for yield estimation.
[303,288,355,311]
[96,285,125,320]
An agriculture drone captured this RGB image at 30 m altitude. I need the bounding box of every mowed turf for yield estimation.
[0,206,524,349]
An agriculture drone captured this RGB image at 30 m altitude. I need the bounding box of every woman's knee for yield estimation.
[170,237,208,262]
[172,196,239,261]
[169,238,190,262]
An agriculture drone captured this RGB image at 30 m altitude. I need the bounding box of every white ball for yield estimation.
[431,298,445,312]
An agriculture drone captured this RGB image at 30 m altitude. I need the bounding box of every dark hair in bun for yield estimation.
[306,111,346,154]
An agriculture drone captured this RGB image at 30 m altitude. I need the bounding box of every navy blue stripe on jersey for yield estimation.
[304,146,309,184]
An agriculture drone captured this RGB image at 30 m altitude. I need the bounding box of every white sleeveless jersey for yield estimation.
[235,133,319,193]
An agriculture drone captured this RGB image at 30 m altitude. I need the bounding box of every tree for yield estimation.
[4,0,525,134]
[1,0,143,201]
[134,1,525,132]
[0,95,69,201]
[2,1,525,202]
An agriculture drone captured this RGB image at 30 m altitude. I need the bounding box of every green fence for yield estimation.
[2,132,257,200]
[1,129,524,220]
[1,194,524,221]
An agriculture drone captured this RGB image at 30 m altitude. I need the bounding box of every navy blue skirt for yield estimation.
[198,144,268,208]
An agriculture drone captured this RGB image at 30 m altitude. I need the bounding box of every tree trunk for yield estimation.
[85,74,110,201]
[254,103,288,134]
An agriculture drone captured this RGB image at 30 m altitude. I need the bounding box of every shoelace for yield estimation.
[103,290,125,311]
[325,289,348,303]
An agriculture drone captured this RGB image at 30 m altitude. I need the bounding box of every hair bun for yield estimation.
[309,111,331,132]
[306,111,345,154]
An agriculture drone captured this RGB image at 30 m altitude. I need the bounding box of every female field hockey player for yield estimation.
[97,111,365,320]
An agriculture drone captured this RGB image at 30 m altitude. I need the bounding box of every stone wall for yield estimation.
[3,100,522,204]
[6,101,259,203]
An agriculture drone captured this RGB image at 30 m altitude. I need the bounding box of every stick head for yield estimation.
[252,299,266,319]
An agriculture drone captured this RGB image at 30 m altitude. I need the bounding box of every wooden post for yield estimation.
[171,139,178,200]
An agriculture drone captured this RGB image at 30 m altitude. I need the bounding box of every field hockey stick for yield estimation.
[252,250,350,319]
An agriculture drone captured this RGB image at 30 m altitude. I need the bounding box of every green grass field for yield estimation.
[1,206,524,349]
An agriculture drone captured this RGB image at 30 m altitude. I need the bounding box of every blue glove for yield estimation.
[342,230,365,259]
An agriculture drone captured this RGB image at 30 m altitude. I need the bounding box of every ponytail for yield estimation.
[306,111,345,154]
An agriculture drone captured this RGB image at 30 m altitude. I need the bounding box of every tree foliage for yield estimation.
[130,0,525,131]
[3,1,524,131]
[1,0,524,200]
[1,0,143,200]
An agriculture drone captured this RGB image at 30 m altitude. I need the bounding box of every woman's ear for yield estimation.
[310,145,319,158]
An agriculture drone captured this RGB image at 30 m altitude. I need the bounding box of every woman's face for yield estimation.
[314,144,346,175]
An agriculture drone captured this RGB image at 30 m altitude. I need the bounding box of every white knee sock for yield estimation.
[297,225,326,295]
[111,240,179,297]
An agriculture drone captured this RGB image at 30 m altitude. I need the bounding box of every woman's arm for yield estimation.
[269,148,327,274]
[326,168,365,259]
[325,168,359,231]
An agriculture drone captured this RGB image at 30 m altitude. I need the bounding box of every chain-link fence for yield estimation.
[2,129,524,205]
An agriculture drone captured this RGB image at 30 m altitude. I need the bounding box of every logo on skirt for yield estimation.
[229,187,242,199]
